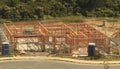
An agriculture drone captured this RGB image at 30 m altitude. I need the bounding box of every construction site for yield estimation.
[1,21,120,57]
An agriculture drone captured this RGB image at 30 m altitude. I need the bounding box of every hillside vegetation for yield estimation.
[0,0,120,21]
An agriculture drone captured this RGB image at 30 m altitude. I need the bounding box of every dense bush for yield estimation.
[0,0,119,21]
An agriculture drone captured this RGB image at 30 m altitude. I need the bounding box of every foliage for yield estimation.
[0,0,119,21]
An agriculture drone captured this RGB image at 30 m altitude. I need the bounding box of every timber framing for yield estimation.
[3,22,110,54]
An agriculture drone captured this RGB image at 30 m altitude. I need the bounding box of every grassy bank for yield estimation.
[1,16,120,24]
[40,16,120,23]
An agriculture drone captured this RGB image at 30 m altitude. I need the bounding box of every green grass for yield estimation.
[40,16,120,24]
[41,16,86,23]
[57,16,85,23]
[2,16,119,24]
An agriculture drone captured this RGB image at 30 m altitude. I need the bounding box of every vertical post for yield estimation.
[103,20,110,69]
[103,20,107,53]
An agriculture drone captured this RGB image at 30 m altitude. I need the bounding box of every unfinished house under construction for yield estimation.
[3,22,110,56]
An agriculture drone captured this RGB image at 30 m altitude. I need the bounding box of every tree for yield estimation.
[20,0,33,3]
[9,0,20,7]
[0,0,120,20]
[87,0,105,9]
